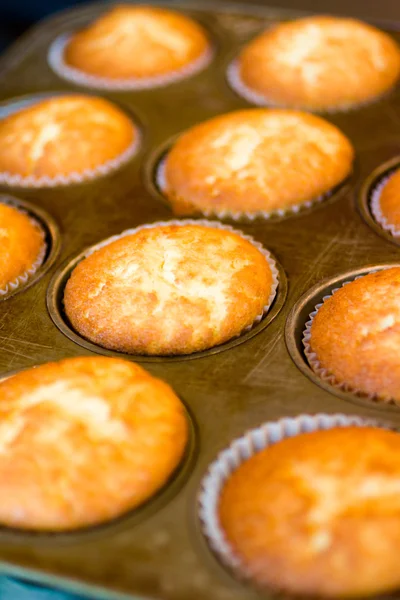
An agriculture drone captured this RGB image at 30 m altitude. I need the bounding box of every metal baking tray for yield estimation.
[1,1,400,599]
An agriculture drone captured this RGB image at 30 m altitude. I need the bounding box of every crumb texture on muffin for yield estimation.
[238,16,400,111]
[376,169,400,231]
[0,203,45,291]
[0,356,188,530]
[0,95,136,178]
[219,426,400,597]
[65,5,210,79]
[164,109,354,215]
[309,267,400,401]
[64,224,273,355]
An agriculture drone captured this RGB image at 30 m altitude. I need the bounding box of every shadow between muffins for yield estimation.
[285,263,400,413]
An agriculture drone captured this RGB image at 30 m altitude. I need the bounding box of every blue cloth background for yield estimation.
[0,578,85,599]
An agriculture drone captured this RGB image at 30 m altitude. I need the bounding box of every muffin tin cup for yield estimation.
[226,58,397,114]
[198,412,389,590]
[0,233,46,298]
[48,219,282,360]
[0,195,60,300]
[155,154,350,222]
[0,94,141,188]
[370,169,400,237]
[302,265,400,407]
[48,32,214,91]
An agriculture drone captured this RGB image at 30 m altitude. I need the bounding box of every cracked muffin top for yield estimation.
[162,109,354,216]
[0,95,136,179]
[0,356,188,530]
[308,267,400,401]
[63,223,274,355]
[64,5,210,80]
[236,16,400,111]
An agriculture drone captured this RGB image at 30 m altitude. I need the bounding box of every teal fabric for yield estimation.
[0,578,85,599]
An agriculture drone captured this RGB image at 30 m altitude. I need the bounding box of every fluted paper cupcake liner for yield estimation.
[198,413,388,582]
[156,157,335,222]
[0,96,140,188]
[227,60,277,109]
[370,169,400,237]
[48,33,213,91]
[0,212,47,298]
[227,59,396,114]
[69,218,280,338]
[303,266,397,405]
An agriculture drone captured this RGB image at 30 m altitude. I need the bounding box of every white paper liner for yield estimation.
[67,219,279,345]
[156,156,335,222]
[0,209,47,297]
[227,59,397,114]
[303,266,398,405]
[199,413,389,581]
[370,169,400,237]
[48,33,213,91]
[0,96,140,188]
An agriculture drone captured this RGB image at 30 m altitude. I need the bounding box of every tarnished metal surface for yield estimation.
[1,2,400,599]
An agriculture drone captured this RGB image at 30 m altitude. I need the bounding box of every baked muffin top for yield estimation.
[65,5,210,80]
[0,356,187,530]
[309,267,400,401]
[0,95,136,179]
[219,426,400,597]
[0,203,45,292]
[237,16,400,111]
[163,109,354,215]
[375,169,400,232]
[64,224,274,355]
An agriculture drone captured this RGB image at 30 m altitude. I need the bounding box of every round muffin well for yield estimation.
[0,202,46,295]
[306,267,400,403]
[162,109,354,217]
[63,222,276,356]
[217,424,400,597]
[371,168,400,235]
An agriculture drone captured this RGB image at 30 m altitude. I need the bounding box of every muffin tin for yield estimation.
[1,1,400,599]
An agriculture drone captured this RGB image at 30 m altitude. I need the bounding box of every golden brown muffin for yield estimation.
[163,109,354,216]
[0,95,136,179]
[64,5,210,80]
[219,426,400,597]
[0,203,45,293]
[237,16,400,111]
[64,224,274,355]
[0,356,187,530]
[375,169,400,232]
[308,267,400,401]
